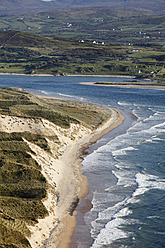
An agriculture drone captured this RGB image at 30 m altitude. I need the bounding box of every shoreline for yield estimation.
[0,72,134,78]
[79,82,165,89]
[44,108,125,248]
[0,72,164,85]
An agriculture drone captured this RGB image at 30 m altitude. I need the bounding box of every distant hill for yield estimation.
[58,0,165,14]
[0,0,165,15]
[0,8,164,45]
[0,0,61,15]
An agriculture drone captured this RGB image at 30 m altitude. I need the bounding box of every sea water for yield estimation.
[0,75,164,248]
[79,103,165,248]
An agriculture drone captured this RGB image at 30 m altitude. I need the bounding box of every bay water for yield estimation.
[0,75,164,248]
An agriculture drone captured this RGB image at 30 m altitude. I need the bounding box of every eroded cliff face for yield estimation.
[0,113,91,248]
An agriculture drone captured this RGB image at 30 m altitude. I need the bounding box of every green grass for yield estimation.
[0,88,80,128]
[38,97,111,129]
[0,129,48,247]
[0,87,110,130]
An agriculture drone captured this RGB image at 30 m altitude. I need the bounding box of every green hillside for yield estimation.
[0,30,164,81]
[0,8,165,45]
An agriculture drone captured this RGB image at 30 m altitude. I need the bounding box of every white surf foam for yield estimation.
[39,90,50,95]
[112,146,137,156]
[147,215,165,219]
[82,102,165,248]
[153,122,165,129]
[57,92,84,100]
[138,122,165,136]
[118,101,131,106]
[152,136,164,141]
[92,172,165,247]
[91,206,132,247]
[133,173,165,198]
[111,169,136,187]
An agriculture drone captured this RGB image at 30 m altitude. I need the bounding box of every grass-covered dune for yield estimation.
[0,87,111,247]
[0,87,110,129]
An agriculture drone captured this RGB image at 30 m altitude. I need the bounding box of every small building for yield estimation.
[67,23,72,27]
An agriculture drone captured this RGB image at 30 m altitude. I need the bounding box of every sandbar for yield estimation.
[79,82,165,89]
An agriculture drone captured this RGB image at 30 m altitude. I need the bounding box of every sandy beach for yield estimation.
[0,72,133,78]
[39,108,125,248]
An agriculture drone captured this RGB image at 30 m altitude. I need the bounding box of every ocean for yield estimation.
[0,75,164,248]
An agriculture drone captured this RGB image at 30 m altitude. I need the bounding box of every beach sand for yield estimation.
[0,73,133,78]
[43,108,125,248]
